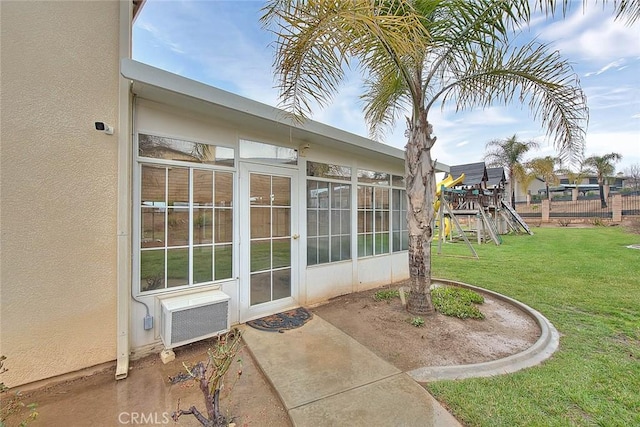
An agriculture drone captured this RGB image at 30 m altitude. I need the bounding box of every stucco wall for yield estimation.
[0,1,121,387]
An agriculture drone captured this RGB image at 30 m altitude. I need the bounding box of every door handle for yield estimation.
[292,234,300,240]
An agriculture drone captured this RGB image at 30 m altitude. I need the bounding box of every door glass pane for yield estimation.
[272,176,291,206]
[273,269,291,300]
[272,238,290,269]
[272,208,290,237]
[251,272,271,305]
[250,174,271,205]
[251,207,271,239]
[249,172,292,306]
[193,246,213,283]
[251,240,271,272]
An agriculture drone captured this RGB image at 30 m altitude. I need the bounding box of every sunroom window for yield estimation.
[306,161,351,265]
[357,169,390,257]
[137,133,234,293]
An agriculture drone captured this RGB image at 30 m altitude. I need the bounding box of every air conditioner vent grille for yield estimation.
[171,301,229,344]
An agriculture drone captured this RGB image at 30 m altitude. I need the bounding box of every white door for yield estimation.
[239,163,299,322]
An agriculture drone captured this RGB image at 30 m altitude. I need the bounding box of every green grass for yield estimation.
[431,286,485,319]
[428,227,640,426]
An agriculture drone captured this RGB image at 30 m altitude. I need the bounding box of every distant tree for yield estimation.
[485,134,539,206]
[624,163,640,190]
[527,156,559,201]
[584,153,623,208]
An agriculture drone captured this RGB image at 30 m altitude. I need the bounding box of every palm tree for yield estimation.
[261,0,593,315]
[584,153,622,208]
[527,156,559,201]
[484,135,539,207]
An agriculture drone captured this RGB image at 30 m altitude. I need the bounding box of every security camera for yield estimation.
[94,121,114,135]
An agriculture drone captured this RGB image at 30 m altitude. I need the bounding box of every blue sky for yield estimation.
[133,0,640,173]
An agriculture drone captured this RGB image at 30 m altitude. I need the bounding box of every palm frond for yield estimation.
[430,40,587,164]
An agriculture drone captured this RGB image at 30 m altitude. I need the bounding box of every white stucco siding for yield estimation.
[0,0,121,387]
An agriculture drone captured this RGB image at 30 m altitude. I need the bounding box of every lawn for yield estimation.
[429,226,640,427]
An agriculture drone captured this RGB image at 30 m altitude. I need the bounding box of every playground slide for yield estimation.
[434,173,465,237]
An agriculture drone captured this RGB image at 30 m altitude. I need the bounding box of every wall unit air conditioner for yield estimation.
[160,290,230,349]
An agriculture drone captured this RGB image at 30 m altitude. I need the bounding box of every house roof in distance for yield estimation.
[120,59,449,173]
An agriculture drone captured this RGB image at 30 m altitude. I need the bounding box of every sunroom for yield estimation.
[121,59,448,354]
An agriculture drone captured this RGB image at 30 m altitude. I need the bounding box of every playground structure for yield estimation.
[434,162,532,255]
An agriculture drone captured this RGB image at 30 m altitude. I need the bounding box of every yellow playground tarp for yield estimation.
[434,173,465,237]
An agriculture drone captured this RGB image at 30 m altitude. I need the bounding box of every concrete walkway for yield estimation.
[241,315,461,427]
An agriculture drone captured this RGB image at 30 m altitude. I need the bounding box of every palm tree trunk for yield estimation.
[509,170,516,207]
[405,111,436,316]
[598,183,607,208]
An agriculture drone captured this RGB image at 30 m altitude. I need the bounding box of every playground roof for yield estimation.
[449,162,487,186]
[486,167,506,188]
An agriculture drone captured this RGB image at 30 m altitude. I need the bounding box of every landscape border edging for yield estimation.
[407,278,560,382]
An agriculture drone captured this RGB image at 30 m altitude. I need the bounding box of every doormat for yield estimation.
[246,307,313,332]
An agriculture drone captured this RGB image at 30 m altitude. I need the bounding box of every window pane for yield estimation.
[193,246,213,283]
[272,208,290,237]
[193,208,213,244]
[167,208,189,246]
[401,231,409,251]
[214,209,233,243]
[250,272,271,305]
[307,237,318,266]
[215,172,233,207]
[341,236,351,260]
[307,161,351,180]
[357,169,390,185]
[318,236,330,264]
[358,186,372,209]
[272,238,290,269]
[392,175,405,187]
[307,210,318,237]
[193,170,213,205]
[240,140,297,165]
[140,250,164,291]
[273,268,291,300]
[141,165,165,204]
[331,210,341,236]
[251,240,271,272]
[168,167,189,206]
[141,207,165,248]
[392,231,401,252]
[318,210,329,236]
[167,248,188,287]
[341,210,350,234]
[375,232,389,254]
[214,245,232,280]
[331,237,341,262]
[376,211,389,232]
[251,207,270,239]
[139,134,234,166]
[272,176,291,206]
[317,181,329,208]
[358,234,373,257]
[375,188,389,210]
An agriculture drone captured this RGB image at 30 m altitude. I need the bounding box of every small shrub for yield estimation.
[1,356,38,427]
[431,286,485,319]
[409,316,425,327]
[558,219,571,227]
[373,289,399,302]
[591,217,606,227]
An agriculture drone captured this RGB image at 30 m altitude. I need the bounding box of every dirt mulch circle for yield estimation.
[311,282,541,372]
